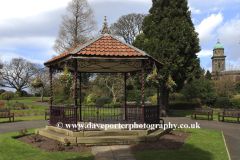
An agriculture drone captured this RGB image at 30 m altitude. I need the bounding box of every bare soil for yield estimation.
[16,130,190,153]
[131,130,191,151]
[16,134,91,153]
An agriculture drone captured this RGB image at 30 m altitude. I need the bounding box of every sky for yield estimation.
[0,0,240,91]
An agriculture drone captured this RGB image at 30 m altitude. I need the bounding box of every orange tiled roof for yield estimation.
[44,34,148,65]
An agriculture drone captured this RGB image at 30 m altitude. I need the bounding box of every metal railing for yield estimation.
[51,106,75,129]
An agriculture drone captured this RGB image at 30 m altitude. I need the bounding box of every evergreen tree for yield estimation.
[132,0,201,116]
[205,70,212,80]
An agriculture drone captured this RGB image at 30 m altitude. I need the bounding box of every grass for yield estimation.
[133,128,228,160]
[0,128,94,160]
[173,110,239,123]
[0,97,50,103]
[0,97,122,122]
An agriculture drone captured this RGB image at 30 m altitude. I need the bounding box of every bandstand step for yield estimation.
[35,126,171,146]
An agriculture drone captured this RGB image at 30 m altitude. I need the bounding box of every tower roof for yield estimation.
[214,39,224,49]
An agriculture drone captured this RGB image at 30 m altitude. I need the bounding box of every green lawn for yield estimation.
[0,97,122,122]
[0,97,50,103]
[0,128,94,160]
[173,110,238,123]
[133,128,228,160]
[0,128,228,160]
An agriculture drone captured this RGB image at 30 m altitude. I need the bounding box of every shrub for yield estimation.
[103,102,121,108]
[169,102,200,110]
[87,102,95,105]
[235,81,240,93]
[201,104,210,109]
[149,94,157,105]
[1,91,14,102]
[169,93,184,102]
[0,101,5,109]
[127,89,142,104]
[0,89,6,95]
[214,97,230,109]
[52,99,64,105]
[201,93,219,107]
[34,93,41,97]
[87,94,98,104]
[191,98,201,103]
[180,77,215,101]
[1,105,13,110]
[14,91,22,97]
[21,90,28,97]
[19,128,28,136]
[230,98,240,109]
[95,97,111,107]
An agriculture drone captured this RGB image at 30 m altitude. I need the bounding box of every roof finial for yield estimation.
[218,39,220,43]
[100,15,111,34]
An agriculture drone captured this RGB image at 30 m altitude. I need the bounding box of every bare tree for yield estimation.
[110,13,147,44]
[96,73,124,103]
[214,65,240,98]
[29,68,49,102]
[53,0,97,54]
[0,58,43,92]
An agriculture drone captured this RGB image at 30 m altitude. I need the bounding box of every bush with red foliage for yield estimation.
[0,101,5,110]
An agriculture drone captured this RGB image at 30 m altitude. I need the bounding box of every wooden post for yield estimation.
[157,85,160,118]
[48,67,52,126]
[124,72,127,120]
[141,60,145,126]
[78,72,82,121]
[74,59,78,132]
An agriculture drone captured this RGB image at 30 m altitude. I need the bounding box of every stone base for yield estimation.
[36,126,171,146]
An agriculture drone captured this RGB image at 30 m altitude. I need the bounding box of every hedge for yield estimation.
[103,102,121,108]
[214,97,230,109]
[169,102,200,110]
[230,98,240,109]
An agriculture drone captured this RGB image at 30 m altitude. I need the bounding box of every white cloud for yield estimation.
[197,49,213,57]
[217,16,240,48]
[0,52,45,65]
[195,12,223,46]
[189,6,201,14]
[211,7,219,11]
[0,37,55,50]
[0,0,70,21]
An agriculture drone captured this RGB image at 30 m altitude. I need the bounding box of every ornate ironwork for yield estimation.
[77,59,100,68]
[120,60,142,68]
[99,15,112,34]
[105,59,115,63]
[89,59,100,65]
[51,106,75,129]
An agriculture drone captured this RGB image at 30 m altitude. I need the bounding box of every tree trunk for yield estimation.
[41,89,44,102]
[159,86,169,117]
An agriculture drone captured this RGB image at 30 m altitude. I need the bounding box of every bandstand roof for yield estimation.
[44,17,164,73]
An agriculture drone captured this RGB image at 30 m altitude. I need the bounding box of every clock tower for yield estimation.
[211,39,226,73]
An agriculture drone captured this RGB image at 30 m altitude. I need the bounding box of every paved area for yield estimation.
[92,145,136,160]
[0,120,49,134]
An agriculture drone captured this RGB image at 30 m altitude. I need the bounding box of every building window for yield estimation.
[218,62,220,69]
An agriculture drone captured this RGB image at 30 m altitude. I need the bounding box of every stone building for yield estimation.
[211,39,226,73]
[211,40,240,81]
